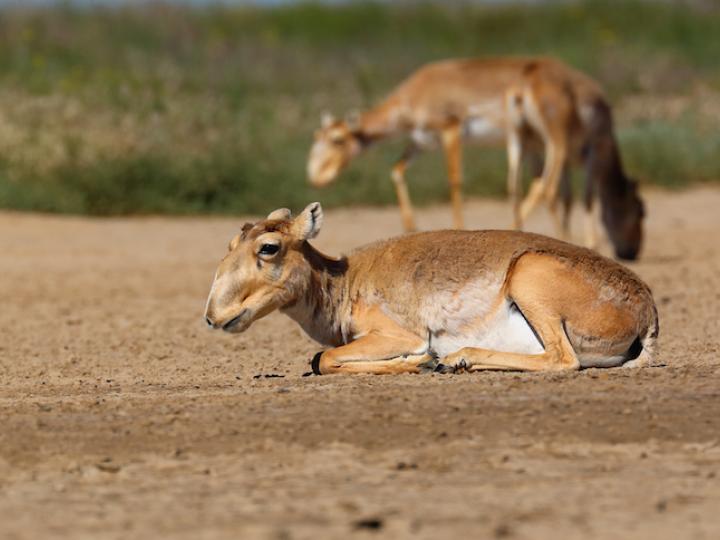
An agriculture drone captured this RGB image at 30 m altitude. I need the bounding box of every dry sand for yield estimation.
[1,187,719,539]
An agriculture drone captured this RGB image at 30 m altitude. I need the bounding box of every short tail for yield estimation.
[624,302,660,368]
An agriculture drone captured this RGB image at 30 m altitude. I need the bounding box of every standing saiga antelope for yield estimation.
[204,203,658,375]
[307,56,645,260]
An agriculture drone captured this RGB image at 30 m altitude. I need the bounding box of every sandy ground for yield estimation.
[1,187,719,540]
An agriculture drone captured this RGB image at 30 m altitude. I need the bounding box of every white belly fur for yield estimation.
[410,128,438,149]
[430,300,545,358]
[463,116,505,143]
[410,113,505,149]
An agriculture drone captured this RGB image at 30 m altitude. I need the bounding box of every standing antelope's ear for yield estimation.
[346,110,361,130]
[321,111,335,128]
[267,208,292,221]
[291,202,324,240]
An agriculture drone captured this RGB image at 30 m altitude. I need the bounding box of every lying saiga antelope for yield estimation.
[204,203,658,375]
[307,56,645,260]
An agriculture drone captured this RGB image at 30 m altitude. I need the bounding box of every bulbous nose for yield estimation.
[205,314,220,329]
[307,157,337,188]
[204,290,219,328]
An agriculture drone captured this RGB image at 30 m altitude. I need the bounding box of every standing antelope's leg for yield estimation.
[583,154,598,249]
[440,123,465,229]
[516,147,543,229]
[313,333,430,375]
[519,79,573,233]
[506,128,523,230]
[584,203,598,250]
[519,130,559,224]
[519,148,552,224]
[391,143,420,232]
[520,137,568,228]
[544,144,569,238]
[552,166,572,241]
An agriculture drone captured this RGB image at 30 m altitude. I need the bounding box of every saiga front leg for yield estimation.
[312,333,430,375]
[440,122,465,229]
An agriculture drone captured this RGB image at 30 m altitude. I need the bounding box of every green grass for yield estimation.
[0,1,719,215]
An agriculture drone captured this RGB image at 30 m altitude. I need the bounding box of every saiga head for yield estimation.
[307,112,363,187]
[204,203,323,333]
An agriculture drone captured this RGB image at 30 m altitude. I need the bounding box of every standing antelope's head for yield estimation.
[603,179,645,261]
[204,203,324,333]
[307,112,363,187]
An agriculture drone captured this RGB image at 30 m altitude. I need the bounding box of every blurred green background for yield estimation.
[0,0,719,215]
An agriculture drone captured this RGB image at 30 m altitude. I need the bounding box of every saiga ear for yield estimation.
[321,111,335,128]
[267,208,292,221]
[228,234,242,251]
[291,202,324,240]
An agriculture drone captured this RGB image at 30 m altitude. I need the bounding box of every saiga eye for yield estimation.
[258,243,280,256]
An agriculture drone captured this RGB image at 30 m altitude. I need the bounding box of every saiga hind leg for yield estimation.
[437,307,578,373]
[439,251,647,372]
[437,253,581,373]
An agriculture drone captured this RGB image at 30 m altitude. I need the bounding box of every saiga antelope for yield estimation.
[204,203,658,375]
[307,57,645,260]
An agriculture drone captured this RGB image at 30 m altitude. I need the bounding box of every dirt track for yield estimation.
[1,187,719,540]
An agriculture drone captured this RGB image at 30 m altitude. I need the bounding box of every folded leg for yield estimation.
[313,333,430,375]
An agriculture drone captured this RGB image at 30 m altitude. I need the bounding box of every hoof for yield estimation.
[434,358,468,374]
[310,351,324,375]
[454,358,468,373]
[433,363,455,374]
[418,357,440,373]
